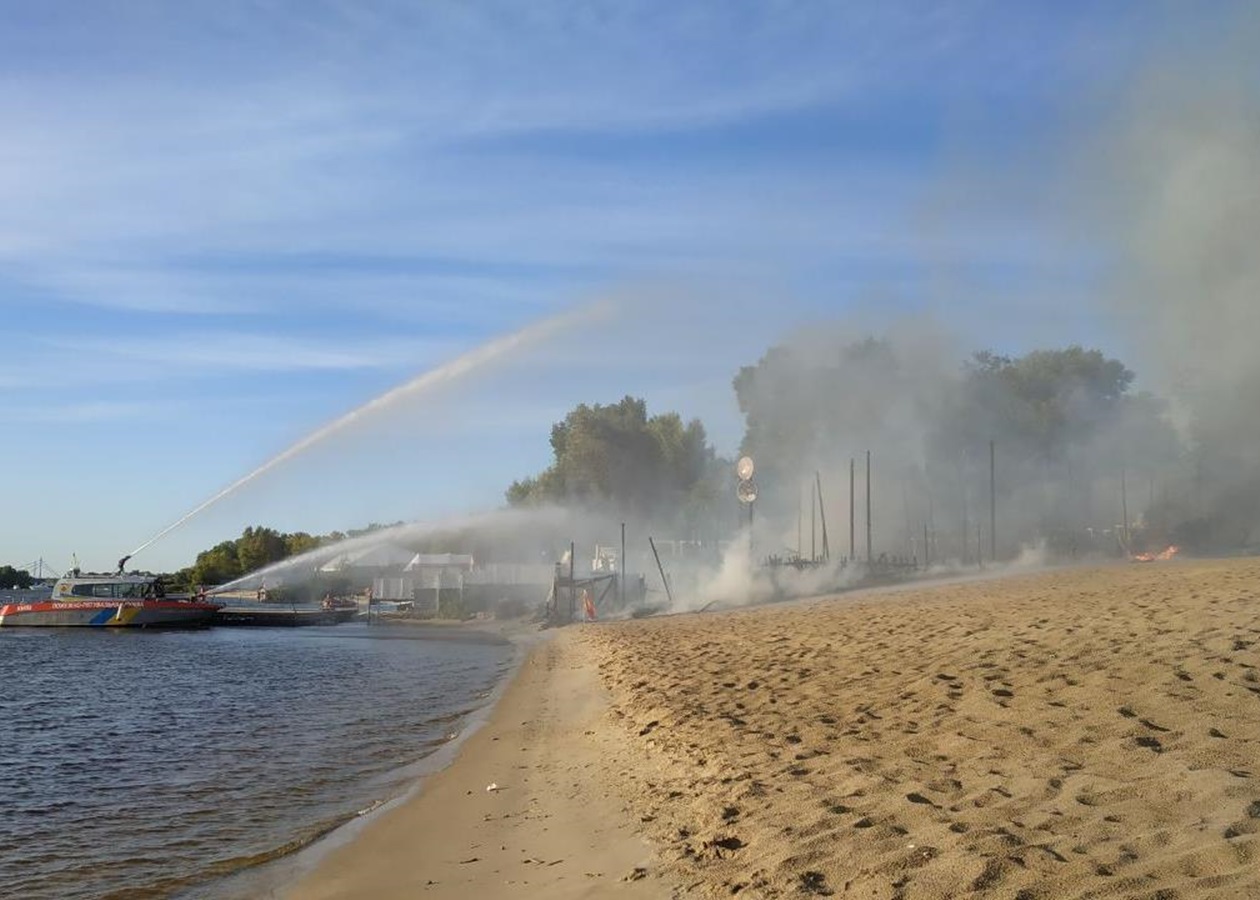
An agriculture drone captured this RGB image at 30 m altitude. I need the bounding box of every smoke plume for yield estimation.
[1100,9,1260,550]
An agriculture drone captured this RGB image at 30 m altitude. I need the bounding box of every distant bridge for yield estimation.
[18,558,63,580]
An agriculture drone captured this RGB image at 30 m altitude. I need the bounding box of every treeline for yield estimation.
[505,337,1206,556]
[175,332,1236,581]
[730,335,1189,555]
[177,523,402,586]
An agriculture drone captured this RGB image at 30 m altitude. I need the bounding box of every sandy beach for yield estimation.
[286,558,1260,898]
[281,629,661,899]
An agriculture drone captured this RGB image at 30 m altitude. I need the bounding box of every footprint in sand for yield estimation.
[798,871,832,895]
[705,835,746,857]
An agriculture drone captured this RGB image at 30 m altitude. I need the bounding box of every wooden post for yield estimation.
[649,537,675,608]
[569,540,576,622]
[924,522,930,568]
[901,481,912,559]
[849,457,856,561]
[961,480,968,566]
[1121,467,1129,549]
[810,480,816,562]
[816,471,830,562]
[798,487,803,558]
[989,439,997,562]
[620,522,626,608]
[748,502,755,564]
[865,450,872,564]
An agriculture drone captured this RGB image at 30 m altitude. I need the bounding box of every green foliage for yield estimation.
[732,335,1183,546]
[235,526,289,573]
[0,565,33,589]
[939,346,1137,462]
[183,521,408,586]
[735,339,1155,474]
[506,395,726,528]
[189,528,311,585]
[189,539,242,586]
[285,532,322,556]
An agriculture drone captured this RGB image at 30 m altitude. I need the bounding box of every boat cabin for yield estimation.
[52,575,164,601]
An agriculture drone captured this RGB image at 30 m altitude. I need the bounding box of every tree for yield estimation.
[187,526,334,585]
[506,395,723,527]
[236,526,289,573]
[936,346,1136,464]
[189,540,242,586]
[733,332,1183,554]
[181,522,411,586]
[0,565,33,589]
[284,532,322,557]
[732,335,934,516]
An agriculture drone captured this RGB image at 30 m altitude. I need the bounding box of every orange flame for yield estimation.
[1132,545,1180,562]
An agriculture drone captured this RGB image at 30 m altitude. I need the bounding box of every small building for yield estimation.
[372,552,475,616]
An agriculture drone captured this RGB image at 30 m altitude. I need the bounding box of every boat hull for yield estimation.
[0,599,221,628]
[212,603,357,627]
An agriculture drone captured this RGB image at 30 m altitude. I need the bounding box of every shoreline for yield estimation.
[276,557,1260,899]
[199,619,541,900]
[278,627,661,899]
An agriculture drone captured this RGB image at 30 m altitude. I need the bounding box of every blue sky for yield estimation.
[0,1,1229,573]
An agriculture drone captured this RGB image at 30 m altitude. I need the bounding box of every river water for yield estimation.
[0,623,514,899]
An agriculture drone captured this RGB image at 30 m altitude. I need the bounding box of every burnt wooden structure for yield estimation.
[546,541,618,626]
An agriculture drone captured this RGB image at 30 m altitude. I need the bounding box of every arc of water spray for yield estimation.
[128,303,609,561]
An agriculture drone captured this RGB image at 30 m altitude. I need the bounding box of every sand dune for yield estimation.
[584,559,1260,898]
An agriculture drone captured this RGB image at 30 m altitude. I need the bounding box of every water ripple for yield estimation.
[0,623,508,899]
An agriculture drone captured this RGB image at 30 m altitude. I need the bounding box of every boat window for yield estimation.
[66,581,151,598]
[70,583,115,597]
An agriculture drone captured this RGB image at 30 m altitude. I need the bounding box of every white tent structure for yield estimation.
[393,553,474,613]
[318,543,416,573]
[369,552,477,614]
[405,553,474,571]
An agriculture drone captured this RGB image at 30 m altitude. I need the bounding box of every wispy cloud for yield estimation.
[44,331,459,374]
[0,1,1110,320]
[15,400,163,424]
